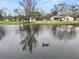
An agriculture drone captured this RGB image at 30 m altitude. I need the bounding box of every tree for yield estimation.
[57,2,67,16]
[13,8,24,21]
[19,0,37,19]
[51,2,68,16]
[51,5,58,16]
[30,11,41,18]
[0,9,3,21]
[69,4,79,20]
[51,2,79,19]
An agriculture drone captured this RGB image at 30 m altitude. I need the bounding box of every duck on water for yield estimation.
[42,43,49,47]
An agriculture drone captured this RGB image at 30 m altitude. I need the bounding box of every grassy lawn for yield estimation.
[0,21,79,25]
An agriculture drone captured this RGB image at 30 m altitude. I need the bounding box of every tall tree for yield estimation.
[13,8,24,21]
[19,0,37,18]
[51,2,67,16]
[0,9,3,21]
[13,8,23,16]
[70,4,79,20]
[51,5,58,16]
[58,2,67,16]
[51,2,79,19]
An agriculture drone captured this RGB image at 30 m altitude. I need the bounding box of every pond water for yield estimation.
[0,25,79,59]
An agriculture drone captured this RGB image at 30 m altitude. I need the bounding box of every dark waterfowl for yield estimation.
[42,43,49,47]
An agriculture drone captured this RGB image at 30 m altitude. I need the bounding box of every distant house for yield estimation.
[50,16,74,21]
[4,19,11,21]
[62,16,74,21]
[50,16,63,21]
[29,17,36,22]
[43,18,47,21]
[43,17,50,21]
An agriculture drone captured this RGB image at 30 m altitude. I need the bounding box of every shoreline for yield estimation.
[0,21,79,25]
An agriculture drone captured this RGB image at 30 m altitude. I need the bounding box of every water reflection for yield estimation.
[19,25,40,53]
[0,26,5,41]
[0,25,79,59]
[51,25,76,42]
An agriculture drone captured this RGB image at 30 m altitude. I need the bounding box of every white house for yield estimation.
[29,17,36,22]
[50,16,63,21]
[62,16,74,21]
[50,16,74,21]
[4,19,11,21]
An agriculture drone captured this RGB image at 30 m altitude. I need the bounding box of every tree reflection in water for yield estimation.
[51,25,76,42]
[0,26,5,41]
[19,25,40,53]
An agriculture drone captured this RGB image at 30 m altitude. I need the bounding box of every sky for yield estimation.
[0,0,79,13]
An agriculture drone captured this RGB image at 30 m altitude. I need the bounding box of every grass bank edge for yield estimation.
[0,21,79,25]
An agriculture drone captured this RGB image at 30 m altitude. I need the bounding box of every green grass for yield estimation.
[0,21,18,25]
[0,21,79,25]
[34,21,79,25]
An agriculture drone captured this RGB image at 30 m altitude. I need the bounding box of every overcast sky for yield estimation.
[0,0,79,12]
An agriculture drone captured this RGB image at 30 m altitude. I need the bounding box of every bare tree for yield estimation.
[0,9,4,21]
[51,5,58,16]
[58,2,67,16]
[70,4,79,20]
[51,2,79,19]
[51,2,68,16]
[13,8,25,21]
[13,8,23,16]
[19,0,37,18]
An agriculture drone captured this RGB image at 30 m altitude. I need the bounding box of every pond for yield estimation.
[0,25,79,59]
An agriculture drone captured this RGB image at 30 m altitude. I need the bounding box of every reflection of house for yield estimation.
[50,16,74,21]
